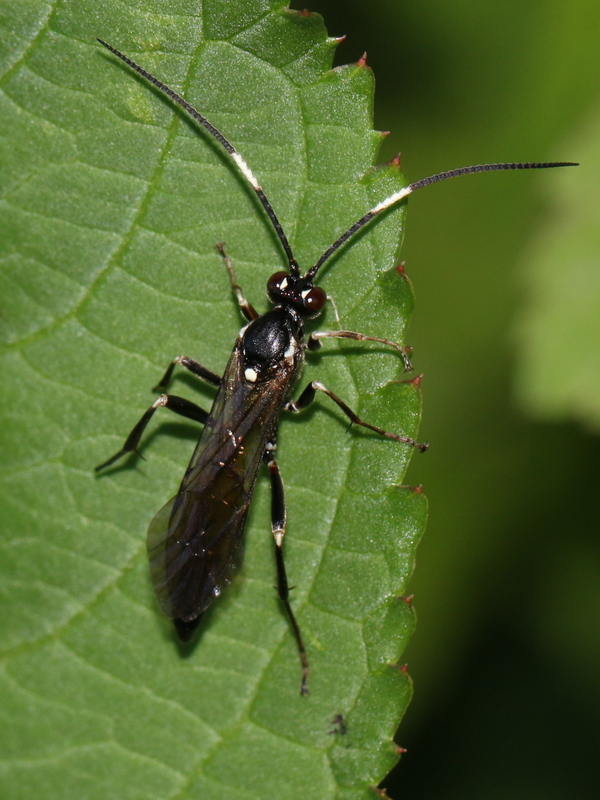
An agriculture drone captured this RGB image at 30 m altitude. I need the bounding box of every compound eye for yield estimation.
[303,286,327,314]
[267,271,290,299]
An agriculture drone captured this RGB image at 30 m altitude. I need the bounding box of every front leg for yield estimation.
[287,380,428,451]
[308,329,413,372]
[216,243,258,321]
[154,355,221,392]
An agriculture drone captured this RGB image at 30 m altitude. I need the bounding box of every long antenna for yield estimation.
[305,161,578,280]
[97,39,300,276]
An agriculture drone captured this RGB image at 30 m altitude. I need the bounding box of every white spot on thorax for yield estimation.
[245,367,258,382]
[284,342,296,362]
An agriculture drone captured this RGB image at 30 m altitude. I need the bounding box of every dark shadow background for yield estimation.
[294,1,600,797]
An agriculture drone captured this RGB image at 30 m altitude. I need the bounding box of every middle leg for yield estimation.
[287,380,428,451]
[96,394,209,471]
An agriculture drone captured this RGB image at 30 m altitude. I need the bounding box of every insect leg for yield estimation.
[216,243,258,321]
[264,443,309,696]
[287,381,428,451]
[154,355,221,392]
[308,330,413,372]
[96,394,208,471]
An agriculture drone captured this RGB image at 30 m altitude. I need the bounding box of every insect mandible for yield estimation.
[95,39,575,695]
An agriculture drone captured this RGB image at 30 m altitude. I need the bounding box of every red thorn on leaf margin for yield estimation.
[387,662,410,675]
[356,51,368,67]
[371,787,391,799]
[399,372,423,387]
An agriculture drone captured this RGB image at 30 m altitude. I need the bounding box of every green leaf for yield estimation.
[514,102,600,430]
[0,2,427,798]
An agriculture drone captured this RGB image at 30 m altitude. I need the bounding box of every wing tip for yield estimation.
[174,615,203,642]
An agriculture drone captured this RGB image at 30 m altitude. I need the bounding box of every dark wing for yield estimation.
[146,339,297,624]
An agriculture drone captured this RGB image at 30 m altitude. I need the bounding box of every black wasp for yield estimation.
[96,39,575,695]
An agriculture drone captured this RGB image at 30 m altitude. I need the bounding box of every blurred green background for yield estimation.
[305,1,600,798]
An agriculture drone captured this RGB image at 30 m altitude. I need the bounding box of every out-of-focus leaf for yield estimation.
[514,101,600,429]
